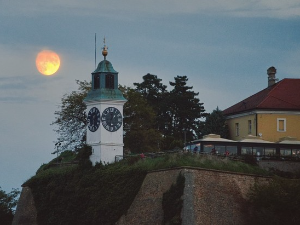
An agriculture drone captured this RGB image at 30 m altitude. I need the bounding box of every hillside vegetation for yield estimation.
[23,147,300,225]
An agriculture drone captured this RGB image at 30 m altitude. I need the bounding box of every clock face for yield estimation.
[101,107,123,132]
[87,107,101,132]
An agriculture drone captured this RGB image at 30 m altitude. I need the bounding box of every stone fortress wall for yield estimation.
[116,168,270,225]
[13,167,271,225]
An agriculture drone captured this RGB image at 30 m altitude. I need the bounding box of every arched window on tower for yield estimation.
[105,74,114,89]
[94,74,100,89]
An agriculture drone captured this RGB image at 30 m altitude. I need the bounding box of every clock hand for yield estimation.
[93,115,96,125]
[111,115,116,125]
[110,113,114,125]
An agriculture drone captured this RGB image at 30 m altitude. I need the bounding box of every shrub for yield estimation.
[126,155,141,165]
[244,154,258,166]
[76,145,92,169]
[0,187,20,225]
[248,177,300,225]
[24,162,146,225]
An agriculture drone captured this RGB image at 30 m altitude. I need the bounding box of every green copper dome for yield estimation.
[93,60,117,73]
[84,88,126,102]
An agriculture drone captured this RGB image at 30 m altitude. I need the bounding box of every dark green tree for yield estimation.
[51,80,91,151]
[201,107,229,138]
[165,76,206,146]
[133,73,167,107]
[133,73,168,131]
[0,187,20,225]
[121,86,162,153]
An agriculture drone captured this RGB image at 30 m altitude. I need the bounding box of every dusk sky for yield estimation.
[1,1,300,192]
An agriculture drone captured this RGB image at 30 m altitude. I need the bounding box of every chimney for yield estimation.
[267,66,276,87]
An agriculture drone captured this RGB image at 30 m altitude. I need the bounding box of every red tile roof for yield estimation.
[223,79,300,116]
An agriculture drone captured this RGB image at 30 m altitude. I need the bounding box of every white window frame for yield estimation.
[277,118,286,132]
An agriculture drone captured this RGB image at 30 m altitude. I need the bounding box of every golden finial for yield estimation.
[102,37,108,59]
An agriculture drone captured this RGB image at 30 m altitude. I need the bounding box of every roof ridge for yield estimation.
[258,79,300,108]
[270,95,299,107]
[242,86,271,103]
[256,81,280,107]
[224,78,300,115]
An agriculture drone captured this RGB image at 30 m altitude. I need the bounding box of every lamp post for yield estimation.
[184,130,186,149]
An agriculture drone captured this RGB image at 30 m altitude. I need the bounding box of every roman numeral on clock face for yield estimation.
[88,107,100,132]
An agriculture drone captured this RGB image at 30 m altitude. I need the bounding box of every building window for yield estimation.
[277,118,286,132]
[280,148,291,156]
[226,146,237,156]
[94,74,100,89]
[292,149,300,157]
[203,144,213,153]
[265,148,276,156]
[248,120,252,134]
[105,74,114,89]
[241,147,252,155]
[235,123,239,136]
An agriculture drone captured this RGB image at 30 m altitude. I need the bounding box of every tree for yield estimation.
[0,187,20,225]
[52,80,91,151]
[166,76,206,145]
[121,86,162,153]
[134,73,167,130]
[201,107,229,138]
[133,73,167,105]
[133,74,207,150]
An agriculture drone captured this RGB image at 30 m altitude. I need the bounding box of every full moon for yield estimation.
[36,50,60,75]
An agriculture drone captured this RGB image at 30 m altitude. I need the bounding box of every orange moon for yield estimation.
[36,50,60,75]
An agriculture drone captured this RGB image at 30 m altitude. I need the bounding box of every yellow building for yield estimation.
[223,67,300,142]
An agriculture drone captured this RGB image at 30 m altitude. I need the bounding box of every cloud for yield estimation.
[0,75,43,90]
[230,1,300,18]
[0,96,37,103]
[0,77,29,90]
[0,44,87,104]
[277,47,300,78]
[2,0,300,19]
[0,75,48,103]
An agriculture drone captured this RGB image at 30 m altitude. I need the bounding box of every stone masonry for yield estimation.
[116,169,182,225]
[13,168,270,225]
[12,187,38,225]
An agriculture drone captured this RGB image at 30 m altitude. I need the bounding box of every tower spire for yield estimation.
[102,37,108,60]
[95,33,97,69]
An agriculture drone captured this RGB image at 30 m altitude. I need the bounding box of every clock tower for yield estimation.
[84,42,126,165]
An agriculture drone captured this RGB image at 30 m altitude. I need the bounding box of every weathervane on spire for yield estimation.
[102,36,108,59]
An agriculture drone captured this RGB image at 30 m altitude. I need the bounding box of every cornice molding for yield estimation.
[226,110,300,119]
